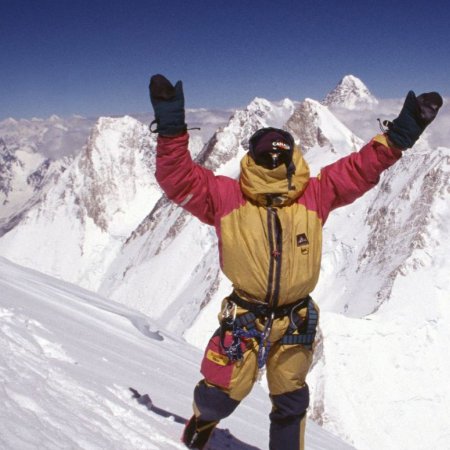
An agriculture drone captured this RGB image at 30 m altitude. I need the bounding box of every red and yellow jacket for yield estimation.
[155,133,401,309]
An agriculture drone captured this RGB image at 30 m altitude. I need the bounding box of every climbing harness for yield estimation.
[219,291,318,373]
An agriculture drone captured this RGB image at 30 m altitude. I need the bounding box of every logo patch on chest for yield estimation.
[296,233,309,247]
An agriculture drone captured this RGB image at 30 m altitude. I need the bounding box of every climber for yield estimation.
[148,73,442,450]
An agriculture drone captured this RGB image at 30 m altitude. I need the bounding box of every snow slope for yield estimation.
[0,256,354,450]
[309,307,450,450]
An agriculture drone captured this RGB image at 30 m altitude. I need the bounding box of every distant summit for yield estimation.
[322,74,378,109]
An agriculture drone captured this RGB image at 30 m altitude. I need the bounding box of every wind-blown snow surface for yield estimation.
[0,256,353,450]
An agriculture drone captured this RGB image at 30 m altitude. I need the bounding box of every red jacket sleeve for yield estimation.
[308,135,402,223]
[155,133,243,226]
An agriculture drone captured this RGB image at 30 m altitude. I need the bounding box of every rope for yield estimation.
[220,295,317,369]
[224,313,274,370]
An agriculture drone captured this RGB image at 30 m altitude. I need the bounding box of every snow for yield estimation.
[309,308,450,450]
[1,75,450,450]
[0,114,95,159]
[0,256,353,450]
[248,97,297,128]
[0,116,161,291]
[0,148,45,219]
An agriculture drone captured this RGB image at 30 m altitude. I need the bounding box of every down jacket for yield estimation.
[155,133,401,308]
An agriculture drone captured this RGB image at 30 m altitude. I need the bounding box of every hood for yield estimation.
[239,147,310,206]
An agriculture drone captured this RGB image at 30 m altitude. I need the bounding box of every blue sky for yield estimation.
[1,0,449,120]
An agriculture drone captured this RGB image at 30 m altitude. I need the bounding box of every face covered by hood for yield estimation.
[239,127,310,206]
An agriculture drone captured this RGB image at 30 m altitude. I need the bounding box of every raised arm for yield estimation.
[150,74,242,225]
[316,135,401,219]
[156,132,242,225]
[310,90,443,222]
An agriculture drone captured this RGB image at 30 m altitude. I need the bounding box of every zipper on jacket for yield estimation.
[265,207,283,309]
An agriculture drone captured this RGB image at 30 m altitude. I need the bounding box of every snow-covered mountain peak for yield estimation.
[0,114,98,233]
[74,115,157,236]
[0,117,18,126]
[322,74,378,109]
[97,114,138,129]
[246,97,296,122]
[285,97,364,167]
[247,96,274,111]
[0,113,96,159]
[197,97,296,177]
[86,115,150,160]
[0,115,161,290]
[48,114,62,122]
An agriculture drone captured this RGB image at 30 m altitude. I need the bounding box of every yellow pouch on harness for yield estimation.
[206,349,229,366]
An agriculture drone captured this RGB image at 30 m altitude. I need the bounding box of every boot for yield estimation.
[182,415,218,449]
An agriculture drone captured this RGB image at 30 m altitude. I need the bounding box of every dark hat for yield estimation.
[248,127,295,169]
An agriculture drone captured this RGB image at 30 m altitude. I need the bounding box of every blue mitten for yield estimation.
[149,74,187,136]
[386,90,443,149]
